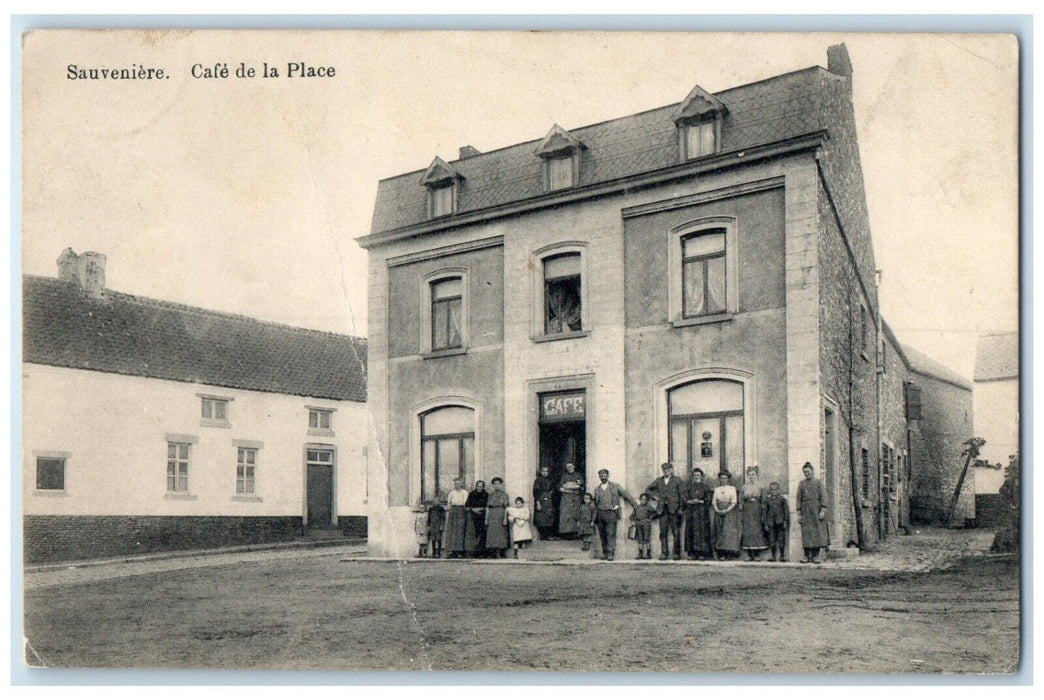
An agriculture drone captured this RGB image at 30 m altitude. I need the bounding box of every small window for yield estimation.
[431,277,463,350]
[167,442,190,492]
[547,155,574,190]
[544,253,582,334]
[237,447,257,494]
[684,120,717,159]
[860,305,869,354]
[861,447,871,501]
[309,409,332,431]
[430,185,455,217]
[201,397,230,426]
[36,457,65,491]
[681,230,727,317]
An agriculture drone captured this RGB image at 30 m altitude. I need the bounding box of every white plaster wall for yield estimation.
[973,379,1019,493]
[23,363,367,518]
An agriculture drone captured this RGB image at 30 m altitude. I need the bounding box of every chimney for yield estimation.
[827,43,853,78]
[57,248,107,298]
[458,145,481,159]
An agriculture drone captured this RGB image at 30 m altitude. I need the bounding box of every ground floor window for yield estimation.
[237,447,257,494]
[421,405,475,501]
[36,456,65,491]
[668,379,744,479]
[167,442,190,492]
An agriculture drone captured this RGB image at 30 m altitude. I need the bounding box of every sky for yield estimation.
[20,30,1020,380]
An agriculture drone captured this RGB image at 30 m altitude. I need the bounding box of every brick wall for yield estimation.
[24,515,307,564]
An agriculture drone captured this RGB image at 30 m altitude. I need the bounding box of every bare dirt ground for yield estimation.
[22,528,1020,674]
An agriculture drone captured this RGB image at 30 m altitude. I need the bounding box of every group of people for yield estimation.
[413,461,831,564]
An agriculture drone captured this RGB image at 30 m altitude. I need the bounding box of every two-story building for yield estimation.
[358,44,965,559]
[23,249,368,563]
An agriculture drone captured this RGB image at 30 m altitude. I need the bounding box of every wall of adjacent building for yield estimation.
[973,378,1018,494]
[23,363,367,562]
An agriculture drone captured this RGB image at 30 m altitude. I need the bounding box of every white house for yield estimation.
[23,249,368,563]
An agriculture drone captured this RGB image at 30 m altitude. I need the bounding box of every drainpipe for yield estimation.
[875,269,884,541]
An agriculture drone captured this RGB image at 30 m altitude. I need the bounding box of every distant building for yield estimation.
[23,249,368,563]
[973,332,1019,494]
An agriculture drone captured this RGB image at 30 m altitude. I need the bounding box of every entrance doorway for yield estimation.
[306,447,335,528]
[537,391,587,538]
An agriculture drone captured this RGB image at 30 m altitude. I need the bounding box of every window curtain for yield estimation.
[706,256,726,313]
[546,281,582,333]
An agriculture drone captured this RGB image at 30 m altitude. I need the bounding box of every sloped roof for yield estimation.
[23,275,367,402]
[902,343,973,392]
[369,65,839,234]
[974,332,1019,382]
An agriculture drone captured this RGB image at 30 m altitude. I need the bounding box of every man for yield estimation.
[590,468,638,561]
[644,462,687,559]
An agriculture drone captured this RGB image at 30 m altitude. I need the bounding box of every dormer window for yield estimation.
[535,124,585,192]
[672,84,727,162]
[419,156,465,219]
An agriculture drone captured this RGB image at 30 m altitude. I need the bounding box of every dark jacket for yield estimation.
[644,474,688,515]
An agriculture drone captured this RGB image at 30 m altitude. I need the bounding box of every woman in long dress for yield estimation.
[464,481,489,557]
[797,461,830,563]
[712,471,742,558]
[532,466,557,540]
[485,477,511,558]
[740,465,769,561]
[443,478,469,558]
[557,462,584,539]
[684,468,714,559]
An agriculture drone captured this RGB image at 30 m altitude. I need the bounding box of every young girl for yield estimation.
[506,496,533,558]
[577,492,597,552]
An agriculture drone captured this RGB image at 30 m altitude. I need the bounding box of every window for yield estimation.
[681,229,727,317]
[420,405,475,502]
[667,379,744,479]
[534,124,584,192]
[420,156,464,219]
[430,184,455,217]
[672,84,726,161]
[544,253,582,335]
[431,277,463,350]
[860,304,869,355]
[547,155,574,190]
[309,409,332,431]
[167,442,190,492]
[36,457,65,490]
[861,447,871,501]
[237,447,257,494]
[683,120,717,159]
[200,396,231,427]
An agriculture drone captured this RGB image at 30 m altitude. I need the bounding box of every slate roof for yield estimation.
[901,344,973,392]
[974,332,1019,382]
[23,275,367,402]
[370,65,840,234]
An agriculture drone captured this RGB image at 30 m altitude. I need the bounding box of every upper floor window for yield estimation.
[547,155,574,190]
[672,83,727,162]
[431,277,464,350]
[201,397,227,421]
[535,124,585,193]
[420,156,465,219]
[681,229,727,318]
[859,304,870,357]
[430,185,455,217]
[36,456,66,491]
[544,253,582,335]
[682,120,717,160]
[309,408,333,431]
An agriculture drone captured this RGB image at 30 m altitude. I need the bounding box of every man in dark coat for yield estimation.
[532,466,557,540]
[644,462,687,560]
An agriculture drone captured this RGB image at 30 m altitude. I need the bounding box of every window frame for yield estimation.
[306,406,336,436]
[680,118,720,160]
[419,267,470,356]
[198,394,233,428]
[167,441,191,493]
[680,229,728,319]
[543,152,579,191]
[430,278,464,351]
[531,242,589,342]
[668,218,739,327]
[428,183,457,218]
[236,446,257,495]
[34,451,69,492]
[410,397,483,507]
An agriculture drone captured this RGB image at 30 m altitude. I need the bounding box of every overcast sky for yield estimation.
[21,31,1019,379]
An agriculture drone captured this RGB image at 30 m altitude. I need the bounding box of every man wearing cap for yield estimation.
[644,462,687,560]
[591,468,638,561]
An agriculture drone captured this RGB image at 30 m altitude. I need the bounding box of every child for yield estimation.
[506,496,533,559]
[577,492,597,552]
[631,493,655,560]
[414,501,430,558]
[761,481,790,562]
[427,499,446,559]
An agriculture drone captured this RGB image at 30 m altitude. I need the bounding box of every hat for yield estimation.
[661,462,674,470]
[491,476,504,484]
[597,468,609,475]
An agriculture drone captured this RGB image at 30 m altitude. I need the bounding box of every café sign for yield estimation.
[540,392,586,422]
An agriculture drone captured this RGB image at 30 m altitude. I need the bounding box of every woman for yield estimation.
[443,478,469,558]
[797,461,830,563]
[684,468,714,559]
[532,466,557,540]
[740,465,769,561]
[485,477,511,558]
[557,462,584,539]
[712,471,742,559]
[464,480,489,557]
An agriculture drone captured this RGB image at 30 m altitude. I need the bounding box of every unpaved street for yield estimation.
[22,529,1019,674]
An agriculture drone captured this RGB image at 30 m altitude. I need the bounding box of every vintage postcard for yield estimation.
[20,28,1021,674]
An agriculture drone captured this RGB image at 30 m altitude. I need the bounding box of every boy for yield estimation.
[761,481,790,562]
[577,492,597,552]
[427,499,446,559]
[631,493,656,560]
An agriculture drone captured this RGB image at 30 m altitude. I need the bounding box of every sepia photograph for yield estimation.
[17,26,1022,676]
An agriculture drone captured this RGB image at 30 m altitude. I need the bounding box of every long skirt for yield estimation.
[685,504,713,554]
[741,498,769,550]
[444,506,466,552]
[485,507,510,549]
[464,511,486,553]
[533,493,556,530]
[558,493,581,534]
[713,509,742,554]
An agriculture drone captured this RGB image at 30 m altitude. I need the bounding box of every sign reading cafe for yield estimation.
[540,392,586,422]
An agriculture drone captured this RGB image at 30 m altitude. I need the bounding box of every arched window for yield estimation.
[668,379,744,479]
[420,406,475,501]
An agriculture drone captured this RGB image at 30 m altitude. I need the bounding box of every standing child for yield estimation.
[577,493,597,552]
[427,499,446,559]
[761,481,790,562]
[506,496,533,558]
[631,493,655,559]
[414,501,430,558]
